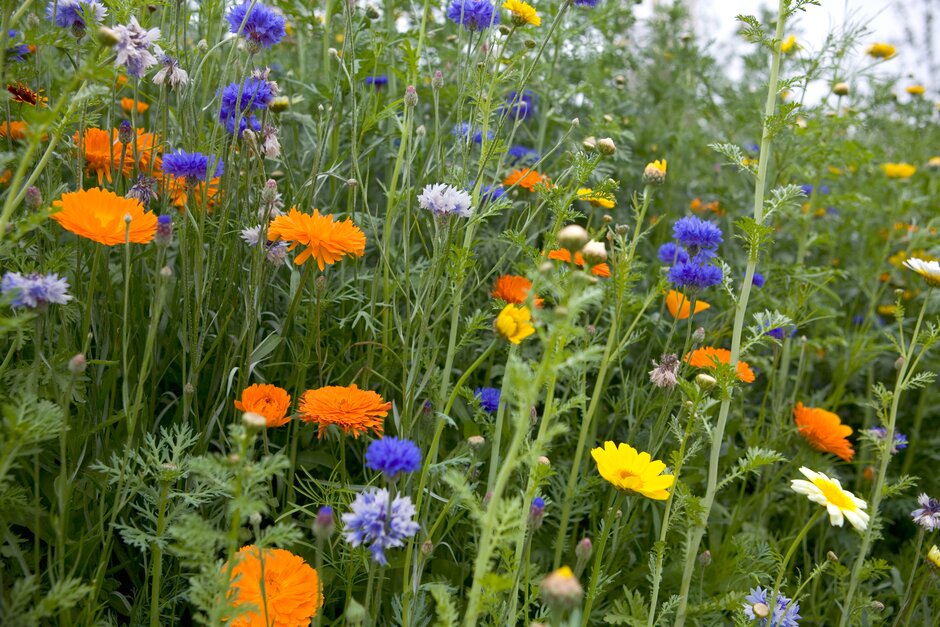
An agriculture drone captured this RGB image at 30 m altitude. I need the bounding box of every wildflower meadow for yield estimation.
[3,0,940,624]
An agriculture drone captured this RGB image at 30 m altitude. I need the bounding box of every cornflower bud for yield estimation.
[404,85,418,108]
[24,186,42,211]
[313,505,335,539]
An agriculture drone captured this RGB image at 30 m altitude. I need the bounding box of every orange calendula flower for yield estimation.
[7,82,46,106]
[503,168,550,191]
[52,188,157,245]
[793,402,854,462]
[75,128,159,184]
[120,97,150,114]
[234,384,292,428]
[0,121,28,141]
[299,384,390,438]
[268,207,366,270]
[546,249,610,278]
[684,347,755,383]
[492,274,542,306]
[226,545,322,627]
[665,290,710,320]
[163,174,222,211]
[495,303,535,344]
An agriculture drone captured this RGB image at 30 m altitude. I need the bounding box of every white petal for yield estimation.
[827,504,845,527]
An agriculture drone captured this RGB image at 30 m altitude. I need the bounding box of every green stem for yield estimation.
[768,509,824,617]
[581,493,626,625]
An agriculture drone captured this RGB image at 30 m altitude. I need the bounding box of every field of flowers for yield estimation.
[2,0,940,624]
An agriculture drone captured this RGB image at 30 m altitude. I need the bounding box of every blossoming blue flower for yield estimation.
[112,17,160,77]
[480,184,506,202]
[365,437,422,478]
[161,150,224,182]
[46,0,107,30]
[743,586,801,627]
[502,90,537,121]
[667,261,723,290]
[4,31,30,63]
[226,1,286,50]
[218,77,275,135]
[474,387,501,413]
[446,0,499,31]
[672,216,723,253]
[658,242,690,265]
[342,488,420,565]
[765,325,797,341]
[365,75,388,87]
[752,272,766,288]
[573,0,597,5]
[2,272,73,308]
[912,493,940,532]
[800,184,830,196]
[451,123,494,144]
[869,427,907,453]
[507,145,539,164]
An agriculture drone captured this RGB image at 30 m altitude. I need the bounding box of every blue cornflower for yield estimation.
[869,427,908,454]
[912,494,940,532]
[2,272,72,309]
[672,216,723,253]
[752,272,766,288]
[481,184,506,202]
[365,437,422,478]
[667,261,723,290]
[474,387,500,413]
[507,145,539,164]
[446,0,499,31]
[502,90,538,121]
[765,325,797,341]
[743,586,801,627]
[745,142,760,153]
[574,0,597,5]
[365,75,388,87]
[154,214,173,246]
[851,314,865,326]
[45,0,107,30]
[451,123,493,145]
[658,242,689,265]
[5,31,30,63]
[529,497,545,528]
[342,488,420,565]
[161,150,224,182]
[218,76,275,135]
[226,1,286,50]
[800,184,830,196]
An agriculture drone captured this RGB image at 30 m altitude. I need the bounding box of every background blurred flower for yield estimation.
[794,403,855,462]
[233,383,291,427]
[492,274,540,306]
[665,290,710,320]
[684,347,755,383]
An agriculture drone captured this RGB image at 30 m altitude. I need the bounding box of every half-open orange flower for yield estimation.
[547,249,610,277]
[0,121,28,141]
[684,347,755,383]
[120,97,149,114]
[226,545,322,627]
[793,402,854,462]
[75,128,159,184]
[268,208,366,270]
[492,274,542,306]
[298,384,390,438]
[665,290,710,320]
[52,188,157,245]
[503,168,550,191]
[234,384,292,428]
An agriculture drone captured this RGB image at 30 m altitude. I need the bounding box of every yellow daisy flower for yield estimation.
[502,0,540,26]
[495,304,535,344]
[591,441,675,500]
[576,187,615,209]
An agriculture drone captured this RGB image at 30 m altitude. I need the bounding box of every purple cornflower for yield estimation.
[912,494,940,532]
[154,214,173,247]
[446,0,499,31]
[342,488,420,565]
[365,437,422,478]
[667,259,723,290]
[672,216,723,254]
[152,46,188,90]
[502,90,537,121]
[365,75,388,87]
[869,427,908,454]
[218,76,276,135]
[126,174,158,207]
[743,586,801,627]
[480,184,505,202]
[111,17,160,77]
[752,272,766,288]
[658,242,690,265]
[474,387,501,413]
[161,150,224,183]
[529,497,546,528]
[507,145,539,164]
[2,272,73,308]
[45,0,107,31]
[226,1,286,50]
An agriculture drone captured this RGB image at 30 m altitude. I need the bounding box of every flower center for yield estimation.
[812,477,855,510]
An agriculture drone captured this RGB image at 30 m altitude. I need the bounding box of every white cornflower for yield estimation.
[417,183,473,218]
[152,45,189,90]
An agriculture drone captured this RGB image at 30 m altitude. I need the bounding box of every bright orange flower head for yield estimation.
[234,384,292,428]
[226,545,322,627]
[268,208,366,270]
[492,274,542,306]
[503,168,550,191]
[793,402,855,462]
[298,384,390,438]
[162,173,222,212]
[546,249,611,277]
[665,290,710,320]
[52,188,157,245]
[75,128,159,184]
[684,347,755,383]
[0,121,28,141]
[120,97,150,114]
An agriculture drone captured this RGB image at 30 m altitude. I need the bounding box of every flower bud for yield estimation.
[345,598,367,626]
[581,241,607,265]
[643,159,667,185]
[468,435,485,449]
[695,373,717,390]
[540,566,584,612]
[242,411,267,429]
[421,540,434,556]
[118,120,133,144]
[833,82,849,96]
[698,549,711,567]
[366,4,380,18]
[155,214,173,247]
[524,38,536,49]
[537,455,550,466]
[827,551,839,562]
[575,537,592,562]
[582,136,596,151]
[313,505,335,539]
[752,602,770,618]
[597,137,616,155]
[160,265,172,278]
[68,353,87,374]
[416,124,426,137]
[431,70,444,90]
[894,356,905,370]
[249,511,262,526]
[24,186,42,211]
[270,96,290,113]
[404,85,418,108]
[529,497,545,529]
[870,601,884,612]
[97,26,119,46]
[557,224,589,253]
[692,327,706,344]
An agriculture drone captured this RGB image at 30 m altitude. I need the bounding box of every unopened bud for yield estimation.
[345,598,367,626]
[249,511,262,526]
[160,265,172,278]
[833,82,849,96]
[597,137,616,155]
[328,47,339,58]
[316,275,328,293]
[468,435,485,449]
[692,327,706,344]
[313,505,335,539]
[404,85,418,107]
[184,382,195,394]
[557,224,589,252]
[24,186,42,211]
[575,537,592,562]
[270,96,290,112]
[540,566,584,612]
[68,353,87,374]
[421,540,434,556]
[643,160,667,185]
[431,70,444,90]
[118,120,133,144]
[97,27,119,46]
[581,241,607,265]
[582,136,596,151]
[346,178,358,187]
[155,214,173,246]
[752,602,770,618]
[699,549,712,567]
[537,456,550,466]
[524,38,536,49]
[827,551,839,562]
[365,4,380,19]
[416,124,426,137]
[894,356,905,370]
[570,117,579,128]
[870,601,884,612]
[695,373,717,390]
[242,412,267,429]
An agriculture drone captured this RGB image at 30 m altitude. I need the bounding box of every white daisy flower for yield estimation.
[790,466,869,531]
[903,257,940,287]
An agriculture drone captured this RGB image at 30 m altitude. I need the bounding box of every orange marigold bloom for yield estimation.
[684,347,755,383]
[0,121,28,141]
[234,384,292,427]
[793,402,855,462]
[75,128,159,184]
[546,249,610,277]
[665,290,710,320]
[492,274,542,306]
[298,384,390,438]
[52,188,157,245]
[163,173,222,211]
[268,207,366,270]
[226,545,322,627]
[503,168,550,191]
[7,83,46,106]
[120,97,150,114]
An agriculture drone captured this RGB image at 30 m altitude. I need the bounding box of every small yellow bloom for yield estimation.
[882,163,916,179]
[780,35,797,54]
[591,441,675,500]
[643,159,667,185]
[866,43,896,59]
[927,156,940,170]
[906,84,926,96]
[928,545,940,569]
[576,187,615,209]
[495,304,535,344]
[502,0,540,26]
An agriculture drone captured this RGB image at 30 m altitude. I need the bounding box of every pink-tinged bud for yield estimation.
[68,353,87,374]
[313,506,335,539]
[575,537,592,562]
[24,186,42,211]
[432,70,444,90]
[155,214,173,247]
[404,85,418,108]
[540,566,584,612]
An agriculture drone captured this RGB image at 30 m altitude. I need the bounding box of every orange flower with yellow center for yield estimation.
[793,402,854,462]
[683,347,755,383]
[492,274,542,306]
[52,188,157,245]
[75,128,159,184]
[234,384,292,427]
[268,208,367,270]
[298,384,391,438]
[120,97,150,114]
[503,168,550,191]
[546,249,610,277]
[665,290,710,320]
[225,545,322,627]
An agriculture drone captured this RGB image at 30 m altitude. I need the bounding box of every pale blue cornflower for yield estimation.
[342,488,420,565]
